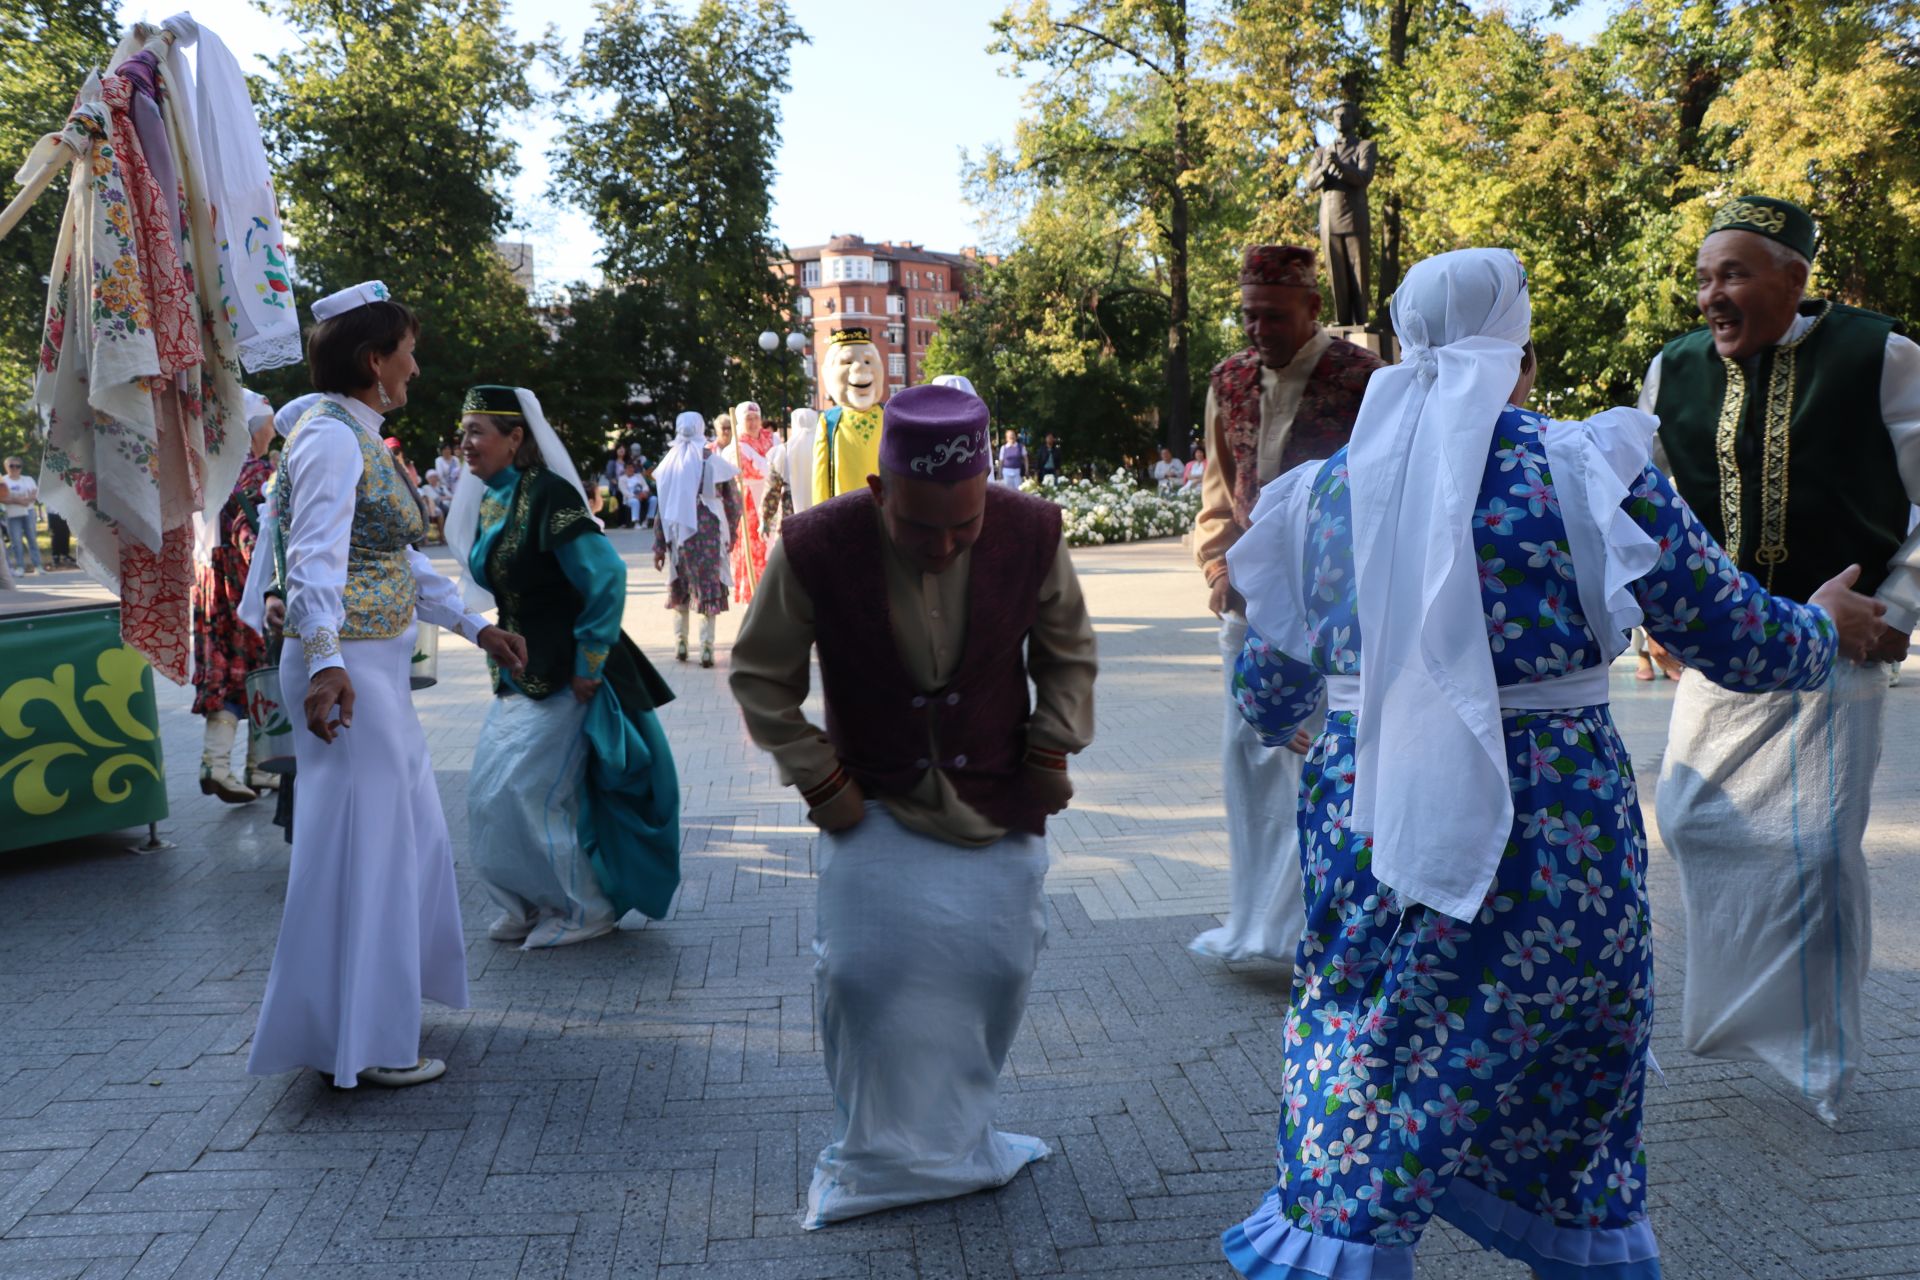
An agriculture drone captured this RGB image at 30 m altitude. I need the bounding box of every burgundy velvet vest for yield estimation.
[780,484,1064,837]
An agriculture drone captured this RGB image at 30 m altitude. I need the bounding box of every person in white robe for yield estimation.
[1638,196,1920,1120]
[245,283,526,1090]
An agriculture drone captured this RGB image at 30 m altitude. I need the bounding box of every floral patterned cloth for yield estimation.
[191,455,272,716]
[727,432,772,603]
[1221,405,1837,1279]
[32,42,248,687]
[655,479,742,616]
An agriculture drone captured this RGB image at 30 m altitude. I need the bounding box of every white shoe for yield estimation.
[488,912,536,942]
[522,917,618,950]
[358,1058,446,1088]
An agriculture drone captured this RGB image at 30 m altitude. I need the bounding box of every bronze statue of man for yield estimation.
[1306,103,1376,328]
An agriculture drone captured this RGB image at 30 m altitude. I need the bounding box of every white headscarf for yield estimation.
[446,387,593,612]
[931,373,977,396]
[273,393,325,439]
[1347,248,1531,921]
[655,411,739,553]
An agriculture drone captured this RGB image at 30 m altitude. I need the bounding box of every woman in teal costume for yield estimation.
[449,385,682,949]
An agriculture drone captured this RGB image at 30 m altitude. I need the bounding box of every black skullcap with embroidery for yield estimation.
[1706,196,1818,264]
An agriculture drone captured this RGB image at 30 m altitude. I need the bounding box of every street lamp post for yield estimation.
[758,329,809,432]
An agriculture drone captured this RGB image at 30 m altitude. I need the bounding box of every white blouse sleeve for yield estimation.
[281,421,361,675]
[408,549,490,642]
[1875,332,1920,632]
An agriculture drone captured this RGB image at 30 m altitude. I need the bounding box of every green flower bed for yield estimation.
[1021,472,1200,546]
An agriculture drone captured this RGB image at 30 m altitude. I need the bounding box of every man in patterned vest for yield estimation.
[1640,195,1920,1119]
[1191,244,1383,964]
[730,383,1096,1228]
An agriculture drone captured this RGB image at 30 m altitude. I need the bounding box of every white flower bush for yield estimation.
[1021,471,1200,547]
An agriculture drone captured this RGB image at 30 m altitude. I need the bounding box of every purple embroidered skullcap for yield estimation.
[878,384,991,482]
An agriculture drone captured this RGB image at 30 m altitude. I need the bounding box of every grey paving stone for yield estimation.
[3,539,1917,1278]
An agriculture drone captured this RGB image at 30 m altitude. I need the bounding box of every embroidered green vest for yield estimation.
[476,467,674,714]
[1654,300,1910,601]
[478,468,602,698]
[279,400,425,642]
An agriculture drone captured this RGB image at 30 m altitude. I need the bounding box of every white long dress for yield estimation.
[246,394,490,1087]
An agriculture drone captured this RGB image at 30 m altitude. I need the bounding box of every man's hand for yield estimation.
[264,596,286,632]
[1644,635,1685,680]
[1809,564,1890,664]
[571,675,601,704]
[477,625,528,676]
[1866,622,1912,666]
[808,777,867,833]
[1207,575,1243,619]
[1027,764,1074,816]
[304,667,354,744]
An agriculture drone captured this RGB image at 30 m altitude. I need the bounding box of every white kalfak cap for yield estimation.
[311,280,392,321]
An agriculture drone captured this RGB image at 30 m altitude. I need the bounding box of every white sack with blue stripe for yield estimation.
[1656,661,1883,1122]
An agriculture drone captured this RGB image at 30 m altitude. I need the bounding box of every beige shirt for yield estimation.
[1193,327,1334,582]
[729,512,1098,846]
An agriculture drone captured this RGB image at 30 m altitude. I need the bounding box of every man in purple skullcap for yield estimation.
[730,381,1096,1228]
[1188,243,1384,966]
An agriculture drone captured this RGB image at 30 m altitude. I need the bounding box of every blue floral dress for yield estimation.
[1223,405,1837,1280]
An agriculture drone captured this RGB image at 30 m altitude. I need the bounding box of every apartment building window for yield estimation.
[802,261,820,286]
[888,353,906,377]
[797,296,812,317]
[886,294,904,315]
[874,262,891,283]
[889,382,905,396]
[907,269,919,288]
[886,325,904,345]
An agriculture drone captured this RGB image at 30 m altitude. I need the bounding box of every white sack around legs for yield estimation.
[247,625,469,1086]
[1657,662,1884,1122]
[1189,613,1306,963]
[468,691,616,934]
[805,806,1050,1229]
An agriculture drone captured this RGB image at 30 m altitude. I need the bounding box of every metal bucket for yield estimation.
[243,663,296,774]
[410,623,439,689]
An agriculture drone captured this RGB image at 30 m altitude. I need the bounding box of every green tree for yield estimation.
[989,0,1234,451]
[258,0,556,456]
[0,0,121,467]
[554,0,806,422]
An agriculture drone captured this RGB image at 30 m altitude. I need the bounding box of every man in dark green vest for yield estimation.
[1639,195,1920,1120]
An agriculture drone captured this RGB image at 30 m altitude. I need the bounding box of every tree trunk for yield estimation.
[1376,0,1410,336]
[1165,0,1193,453]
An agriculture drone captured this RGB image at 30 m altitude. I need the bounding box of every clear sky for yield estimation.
[114,0,1610,290]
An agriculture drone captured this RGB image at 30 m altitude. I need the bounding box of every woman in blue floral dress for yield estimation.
[1218,250,1884,1280]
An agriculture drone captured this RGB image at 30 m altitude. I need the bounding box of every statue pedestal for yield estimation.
[1329,324,1397,363]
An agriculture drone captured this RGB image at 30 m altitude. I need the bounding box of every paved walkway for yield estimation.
[2,534,1917,1279]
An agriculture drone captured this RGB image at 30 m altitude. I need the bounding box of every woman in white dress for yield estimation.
[246,282,527,1090]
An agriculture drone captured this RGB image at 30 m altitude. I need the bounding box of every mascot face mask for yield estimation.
[824,339,884,412]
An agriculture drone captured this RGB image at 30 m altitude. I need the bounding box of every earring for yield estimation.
[376,380,393,410]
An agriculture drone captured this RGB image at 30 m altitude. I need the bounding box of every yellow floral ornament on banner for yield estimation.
[0,648,161,818]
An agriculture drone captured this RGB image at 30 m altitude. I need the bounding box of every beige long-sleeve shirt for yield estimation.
[730,512,1097,846]
[1193,328,1334,584]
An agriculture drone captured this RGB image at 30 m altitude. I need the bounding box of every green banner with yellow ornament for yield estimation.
[0,606,168,853]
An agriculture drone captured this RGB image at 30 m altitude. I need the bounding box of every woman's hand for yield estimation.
[477,625,529,676]
[304,667,355,743]
[571,675,601,704]
[1809,564,1889,663]
[653,548,666,572]
[264,596,286,633]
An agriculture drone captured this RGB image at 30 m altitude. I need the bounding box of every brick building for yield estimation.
[774,234,991,409]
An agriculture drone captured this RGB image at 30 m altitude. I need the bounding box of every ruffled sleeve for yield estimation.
[1224,459,1325,663]
[1537,406,1663,663]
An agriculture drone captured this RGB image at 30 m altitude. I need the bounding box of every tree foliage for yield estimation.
[257,0,557,455]
[553,0,806,425]
[0,0,120,467]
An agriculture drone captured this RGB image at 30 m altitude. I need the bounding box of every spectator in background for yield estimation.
[998,429,1027,486]
[433,441,463,498]
[3,456,44,576]
[1181,445,1206,493]
[422,471,448,543]
[1035,432,1063,482]
[621,461,650,529]
[1151,446,1183,494]
[603,443,628,493]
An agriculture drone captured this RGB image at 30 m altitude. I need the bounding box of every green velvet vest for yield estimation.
[1654,301,1909,601]
[480,468,671,713]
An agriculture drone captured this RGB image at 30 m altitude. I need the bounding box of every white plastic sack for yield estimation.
[805,805,1050,1229]
[1656,662,1884,1122]
[1189,613,1307,963]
